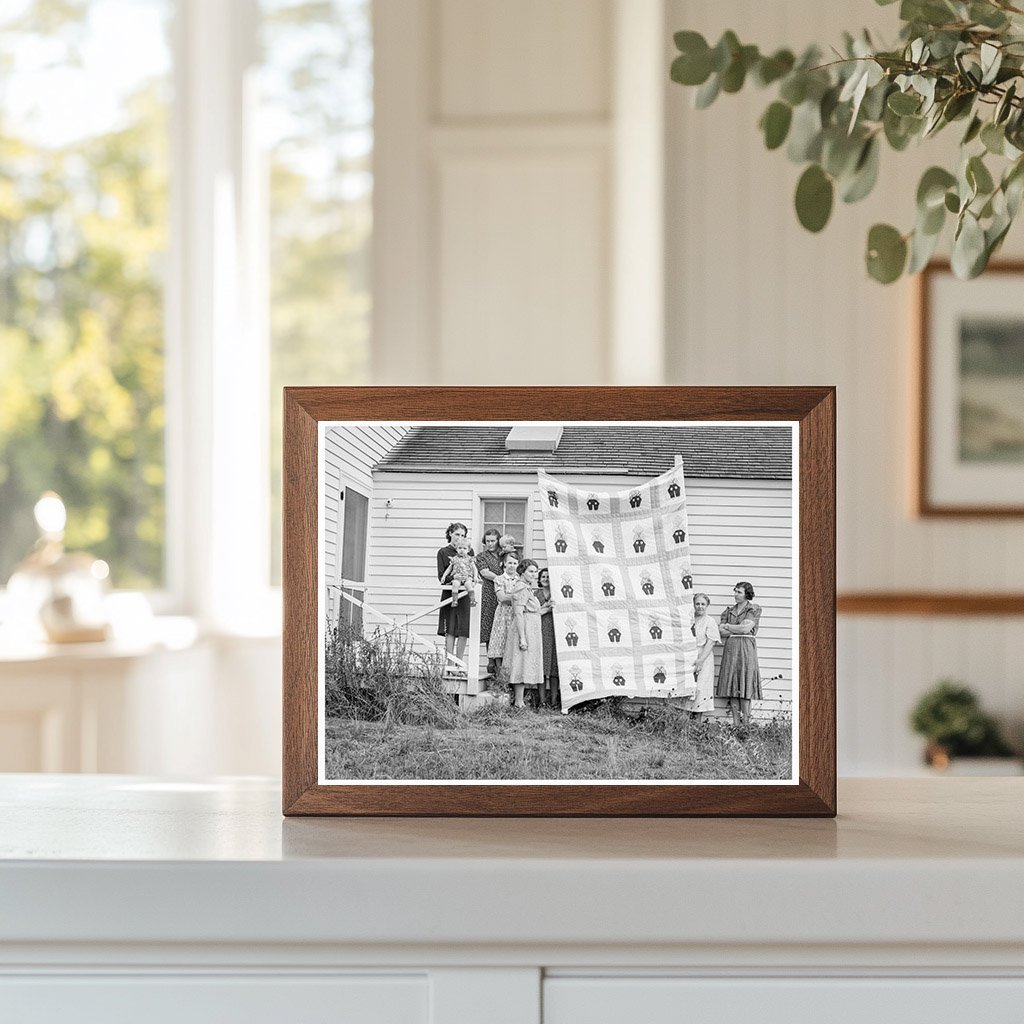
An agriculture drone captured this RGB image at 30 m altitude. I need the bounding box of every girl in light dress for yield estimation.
[684,592,720,722]
[486,550,520,682]
[503,559,544,709]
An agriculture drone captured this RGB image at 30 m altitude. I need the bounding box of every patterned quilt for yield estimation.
[538,465,698,712]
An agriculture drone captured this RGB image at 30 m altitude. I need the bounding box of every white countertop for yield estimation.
[1,775,1022,951]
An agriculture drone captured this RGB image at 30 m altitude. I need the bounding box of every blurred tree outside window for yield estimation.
[0,0,172,590]
[262,0,372,583]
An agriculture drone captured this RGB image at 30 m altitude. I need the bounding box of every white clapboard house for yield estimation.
[323,423,794,717]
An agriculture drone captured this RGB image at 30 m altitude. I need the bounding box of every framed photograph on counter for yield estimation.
[282,387,835,816]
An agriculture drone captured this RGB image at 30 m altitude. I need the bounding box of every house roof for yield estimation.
[374,425,792,480]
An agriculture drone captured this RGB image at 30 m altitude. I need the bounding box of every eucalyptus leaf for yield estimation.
[754,49,795,87]
[888,90,921,115]
[951,212,986,278]
[779,73,808,106]
[866,223,908,283]
[842,137,880,203]
[981,122,1005,155]
[967,154,995,195]
[970,2,1009,30]
[917,167,957,211]
[795,164,834,232]
[787,100,823,162]
[962,115,983,145]
[694,73,721,109]
[980,42,1002,86]
[908,221,943,273]
[760,101,793,150]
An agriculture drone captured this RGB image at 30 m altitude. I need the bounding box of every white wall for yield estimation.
[322,424,409,622]
[664,0,1024,772]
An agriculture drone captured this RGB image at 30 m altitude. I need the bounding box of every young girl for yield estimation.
[486,550,520,679]
[440,535,479,607]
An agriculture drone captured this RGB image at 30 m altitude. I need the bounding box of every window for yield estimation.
[482,499,528,557]
[338,486,369,630]
[0,0,172,589]
[261,0,372,583]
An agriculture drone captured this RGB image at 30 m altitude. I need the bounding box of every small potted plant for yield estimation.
[629,489,642,508]
[649,619,663,640]
[560,577,574,599]
[640,571,655,596]
[607,621,622,643]
[672,524,686,544]
[554,528,568,554]
[569,669,584,693]
[547,489,558,508]
[600,572,616,597]
[611,668,627,687]
[586,494,600,511]
[652,664,667,687]
[910,680,1018,772]
[632,527,646,553]
[591,532,605,554]
[668,481,681,499]
[680,572,693,590]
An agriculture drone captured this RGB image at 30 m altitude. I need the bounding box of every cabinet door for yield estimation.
[544,977,1024,1024]
[0,974,427,1024]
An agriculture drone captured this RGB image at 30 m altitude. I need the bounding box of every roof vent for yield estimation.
[504,425,563,452]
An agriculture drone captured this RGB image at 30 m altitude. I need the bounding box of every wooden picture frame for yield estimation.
[917,261,1024,517]
[283,387,836,816]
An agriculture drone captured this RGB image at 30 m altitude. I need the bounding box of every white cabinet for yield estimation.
[0,975,428,1024]
[1,777,1022,1023]
[545,977,1024,1023]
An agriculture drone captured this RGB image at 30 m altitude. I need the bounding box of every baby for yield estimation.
[442,536,479,607]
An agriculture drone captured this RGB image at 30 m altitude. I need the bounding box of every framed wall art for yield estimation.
[918,261,1024,517]
[283,387,836,816]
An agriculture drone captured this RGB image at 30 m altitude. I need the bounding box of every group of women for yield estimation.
[437,523,763,726]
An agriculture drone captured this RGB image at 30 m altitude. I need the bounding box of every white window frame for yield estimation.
[474,492,534,561]
[164,0,277,633]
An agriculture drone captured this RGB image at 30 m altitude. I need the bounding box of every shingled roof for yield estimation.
[374,425,792,480]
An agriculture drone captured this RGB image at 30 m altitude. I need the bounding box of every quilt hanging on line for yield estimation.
[538,465,698,713]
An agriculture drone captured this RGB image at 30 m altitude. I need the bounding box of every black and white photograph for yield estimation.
[318,420,798,783]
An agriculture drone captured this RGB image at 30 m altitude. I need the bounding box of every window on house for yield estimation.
[482,499,528,557]
[338,486,368,630]
[0,0,173,590]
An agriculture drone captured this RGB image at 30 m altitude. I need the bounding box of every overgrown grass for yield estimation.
[325,618,457,729]
[324,700,792,782]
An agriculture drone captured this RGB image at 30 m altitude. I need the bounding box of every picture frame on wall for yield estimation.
[918,261,1024,517]
[282,387,836,817]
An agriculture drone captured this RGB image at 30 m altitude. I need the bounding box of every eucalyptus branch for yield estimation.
[670,0,1024,283]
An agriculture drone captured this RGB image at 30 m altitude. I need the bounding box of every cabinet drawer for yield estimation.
[0,974,427,1024]
[544,977,1024,1024]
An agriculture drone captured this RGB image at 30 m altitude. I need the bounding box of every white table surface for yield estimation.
[0,775,1022,953]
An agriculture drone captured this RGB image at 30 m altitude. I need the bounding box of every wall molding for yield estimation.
[838,593,1024,616]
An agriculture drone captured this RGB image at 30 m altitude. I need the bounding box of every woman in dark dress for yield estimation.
[436,522,473,671]
[716,581,763,733]
[475,528,503,677]
[536,566,559,709]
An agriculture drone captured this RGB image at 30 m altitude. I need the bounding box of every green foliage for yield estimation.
[909,679,1015,756]
[670,0,1024,282]
[0,3,168,587]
